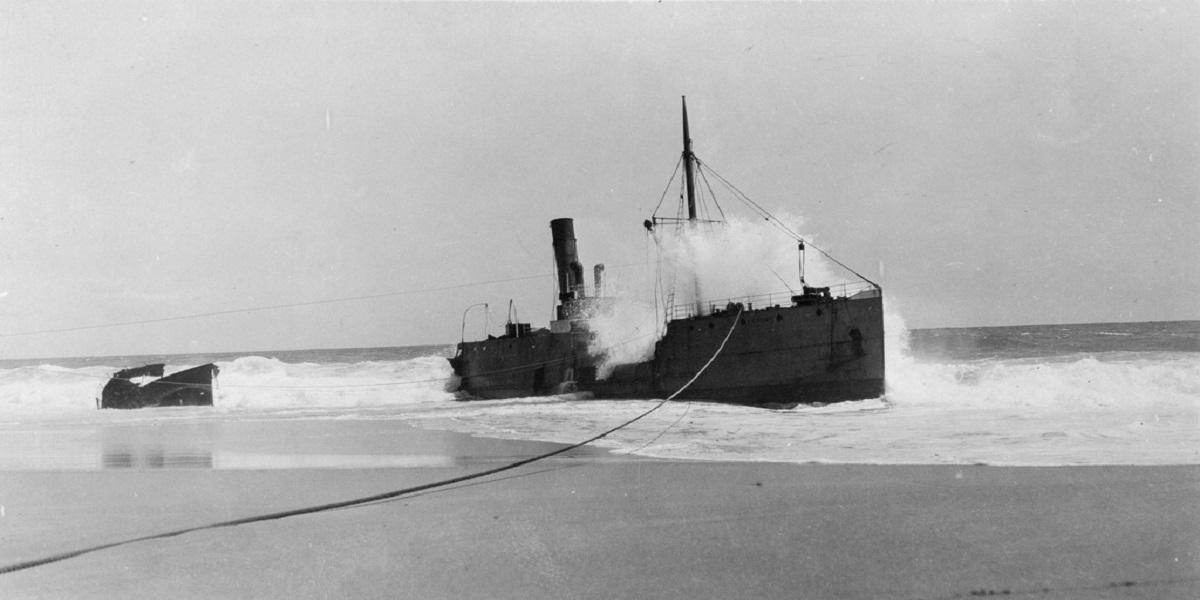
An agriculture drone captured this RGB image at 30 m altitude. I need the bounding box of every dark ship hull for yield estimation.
[99,363,219,409]
[451,293,884,407]
[449,99,885,408]
[450,215,885,408]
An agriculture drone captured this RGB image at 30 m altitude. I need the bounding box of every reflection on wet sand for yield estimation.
[101,445,213,469]
[3,417,594,471]
[100,445,454,470]
[212,452,456,469]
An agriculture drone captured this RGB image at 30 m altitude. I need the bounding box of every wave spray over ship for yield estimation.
[449,98,885,407]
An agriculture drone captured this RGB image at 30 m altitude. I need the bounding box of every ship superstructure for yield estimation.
[449,99,884,407]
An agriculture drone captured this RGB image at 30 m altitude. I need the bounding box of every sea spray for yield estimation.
[0,353,459,418]
[0,364,112,414]
[882,298,915,400]
[656,215,842,308]
[586,295,660,379]
[215,355,457,409]
[586,214,860,378]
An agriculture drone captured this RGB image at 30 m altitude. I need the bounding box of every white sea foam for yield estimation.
[586,295,660,379]
[585,214,852,378]
[655,214,840,307]
[2,336,1196,465]
[214,355,456,410]
[0,364,115,414]
[402,350,1199,465]
[397,308,1199,466]
[0,355,459,419]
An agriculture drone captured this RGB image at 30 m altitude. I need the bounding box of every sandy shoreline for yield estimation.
[1,420,1197,599]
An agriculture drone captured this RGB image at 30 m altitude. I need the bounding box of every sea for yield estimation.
[1,320,1196,467]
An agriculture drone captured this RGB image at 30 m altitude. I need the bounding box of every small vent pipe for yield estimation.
[593,264,605,296]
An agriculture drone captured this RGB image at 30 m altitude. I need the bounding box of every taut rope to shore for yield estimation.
[0,308,744,576]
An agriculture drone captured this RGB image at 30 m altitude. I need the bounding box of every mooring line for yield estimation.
[0,308,742,576]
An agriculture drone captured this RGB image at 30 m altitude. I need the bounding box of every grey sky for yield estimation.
[1,2,1196,359]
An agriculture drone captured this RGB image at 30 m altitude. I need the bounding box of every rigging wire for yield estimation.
[650,154,684,219]
[695,164,728,223]
[648,151,877,288]
[693,157,879,288]
[0,274,542,339]
[698,179,713,224]
[0,262,656,341]
[0,307,744,577]
[675,173,686,222]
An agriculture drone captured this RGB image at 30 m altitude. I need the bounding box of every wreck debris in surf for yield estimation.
[98,363,219,409]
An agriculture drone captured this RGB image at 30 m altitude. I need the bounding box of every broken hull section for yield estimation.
[99,364,219,409]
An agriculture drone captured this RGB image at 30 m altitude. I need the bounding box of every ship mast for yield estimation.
[682,96,703,314]
[682,96,697,221]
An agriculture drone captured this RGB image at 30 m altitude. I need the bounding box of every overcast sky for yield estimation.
[1,1,1196,359]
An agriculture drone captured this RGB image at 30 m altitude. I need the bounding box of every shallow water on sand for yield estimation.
[0,412,610,472]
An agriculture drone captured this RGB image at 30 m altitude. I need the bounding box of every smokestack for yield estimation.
[550,218,585,305]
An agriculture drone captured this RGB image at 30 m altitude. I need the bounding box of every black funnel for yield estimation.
[550,218,585,305]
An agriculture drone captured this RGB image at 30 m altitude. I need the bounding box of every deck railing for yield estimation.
[665,281,879,320]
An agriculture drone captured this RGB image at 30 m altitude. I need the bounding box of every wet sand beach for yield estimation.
[1,419,1197,599]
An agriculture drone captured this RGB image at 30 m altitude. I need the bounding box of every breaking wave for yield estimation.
[887,351,1199,411]
[400,348,1200,466]
[215,355,457,409]
[0,355,459,417]
[1,335,1196,464]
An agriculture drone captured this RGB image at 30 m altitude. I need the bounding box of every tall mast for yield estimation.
[682,96,697,221]
[681,97,703,315]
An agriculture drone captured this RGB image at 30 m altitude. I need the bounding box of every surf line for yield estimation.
[0,308,743,576]
[57,330,664,393]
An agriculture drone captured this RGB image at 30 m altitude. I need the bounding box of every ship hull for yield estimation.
[99,364,219,409]
[449,102,886,407]
[451,295,884,407]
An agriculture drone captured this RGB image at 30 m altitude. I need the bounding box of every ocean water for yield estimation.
[1,321,1196,466]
